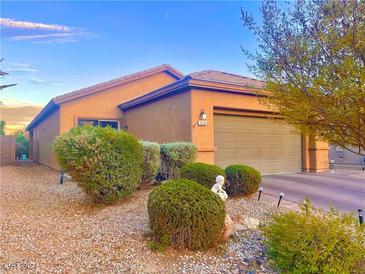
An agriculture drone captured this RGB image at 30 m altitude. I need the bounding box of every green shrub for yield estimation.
[180,162,225,189]
[147,179,226,250]
[263,202,365,273]
[160,142,197,179]
[53,126,142,204]
[225,164,261,195]
[139,141,160,188]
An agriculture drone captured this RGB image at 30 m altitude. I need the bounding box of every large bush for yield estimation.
[160,142,197,179]
[263,202,365,273]
[148,179,226,250]
[180,162,225,189]
[139,141,160,188]
[53,126,142,204]
[225,164,261,196]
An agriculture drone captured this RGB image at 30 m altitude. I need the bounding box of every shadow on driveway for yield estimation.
[262,169,365,213]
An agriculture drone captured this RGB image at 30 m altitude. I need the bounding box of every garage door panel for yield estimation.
[214,115,302,175]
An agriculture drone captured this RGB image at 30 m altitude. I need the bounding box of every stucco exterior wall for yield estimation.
[189,89,328,172]
[31,108,61,169]
[125,91,192,143]
[190,89,272,164]
[329,145,365,166]
[60,72,176,134]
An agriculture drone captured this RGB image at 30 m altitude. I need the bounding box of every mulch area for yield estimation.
[0,165,297,273]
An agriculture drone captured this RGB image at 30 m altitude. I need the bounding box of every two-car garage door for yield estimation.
[214,115,302,175]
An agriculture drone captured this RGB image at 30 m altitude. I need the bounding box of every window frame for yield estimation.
[77,118,120,130]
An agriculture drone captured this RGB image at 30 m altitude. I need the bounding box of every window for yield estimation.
[78,119,120,130]
[99,120,119,129]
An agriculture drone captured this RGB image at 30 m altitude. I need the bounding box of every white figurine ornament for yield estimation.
[211,175,228,202]
[211,175,233,239]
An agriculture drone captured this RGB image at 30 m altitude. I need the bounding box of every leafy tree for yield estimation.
[15,130,29,159]
[0,120,5,135]
[242,0,365,155]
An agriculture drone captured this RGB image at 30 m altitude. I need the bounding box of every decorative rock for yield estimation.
[223,215,234,239]
[244,218,260,230]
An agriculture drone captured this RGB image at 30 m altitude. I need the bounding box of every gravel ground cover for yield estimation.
[0,165,297,273]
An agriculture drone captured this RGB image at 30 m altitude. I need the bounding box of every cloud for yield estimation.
[0,18,72,32]
[0,103,43,134]
[8,32,92,44]
[0,17,93,43]
[8,67,37,72]
[29,77,63,86]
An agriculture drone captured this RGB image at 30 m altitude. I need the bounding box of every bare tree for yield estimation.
[0,58,17,90]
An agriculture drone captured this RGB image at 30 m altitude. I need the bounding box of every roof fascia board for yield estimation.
[26,100,58,130]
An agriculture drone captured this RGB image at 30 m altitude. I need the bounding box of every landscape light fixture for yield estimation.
[358,209,363,225]
[60,170,64,185]
[277,192,284,207]
[258,187,263,201]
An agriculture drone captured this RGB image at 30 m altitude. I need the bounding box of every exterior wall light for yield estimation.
[200,111,207,121]
[198,111,208,126]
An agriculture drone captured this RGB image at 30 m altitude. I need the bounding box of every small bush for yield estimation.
[225,164,261,195]
[263,202,365,273]
[53,126,142,204]
[180,162,225,189]
[140,141,160,188]
[147,179,226,250]
[160,142,197,179]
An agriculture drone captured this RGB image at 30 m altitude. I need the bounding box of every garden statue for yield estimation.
[211,175,228,202]
[211,175,233,239]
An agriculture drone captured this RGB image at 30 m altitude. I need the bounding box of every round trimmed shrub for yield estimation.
[160,142,197,179]
[225,164,261,196]
[147,179,226,250]
[53,126,142,204]
[180,162,225,189]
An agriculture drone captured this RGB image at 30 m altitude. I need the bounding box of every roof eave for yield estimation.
[119,78,267,111]
[26,100,59,131]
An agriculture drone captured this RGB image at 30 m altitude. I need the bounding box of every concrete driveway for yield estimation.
[261,170,365,213]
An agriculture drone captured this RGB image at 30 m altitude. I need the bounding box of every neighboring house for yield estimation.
[329,145,365,166]
[27,64,328,174]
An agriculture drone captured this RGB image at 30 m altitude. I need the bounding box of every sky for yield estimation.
[0,0,264,108]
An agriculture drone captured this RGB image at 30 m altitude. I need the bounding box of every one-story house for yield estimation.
[27,64,329,174]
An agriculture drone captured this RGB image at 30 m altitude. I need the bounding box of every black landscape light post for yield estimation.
[60,170,64,185]
[358,209,364,225]
[258,187,263,201]
[277,192,284,208]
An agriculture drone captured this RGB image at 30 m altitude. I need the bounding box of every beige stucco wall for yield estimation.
[31,108,61,169]
[190,89,271,164]
[60,72,176,134]
[189,89,328,172]
[30,72,176,170]
[125,91,192,143]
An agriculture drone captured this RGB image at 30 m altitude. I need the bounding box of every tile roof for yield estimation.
[53,64,184,104]
[188,70,265,88]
